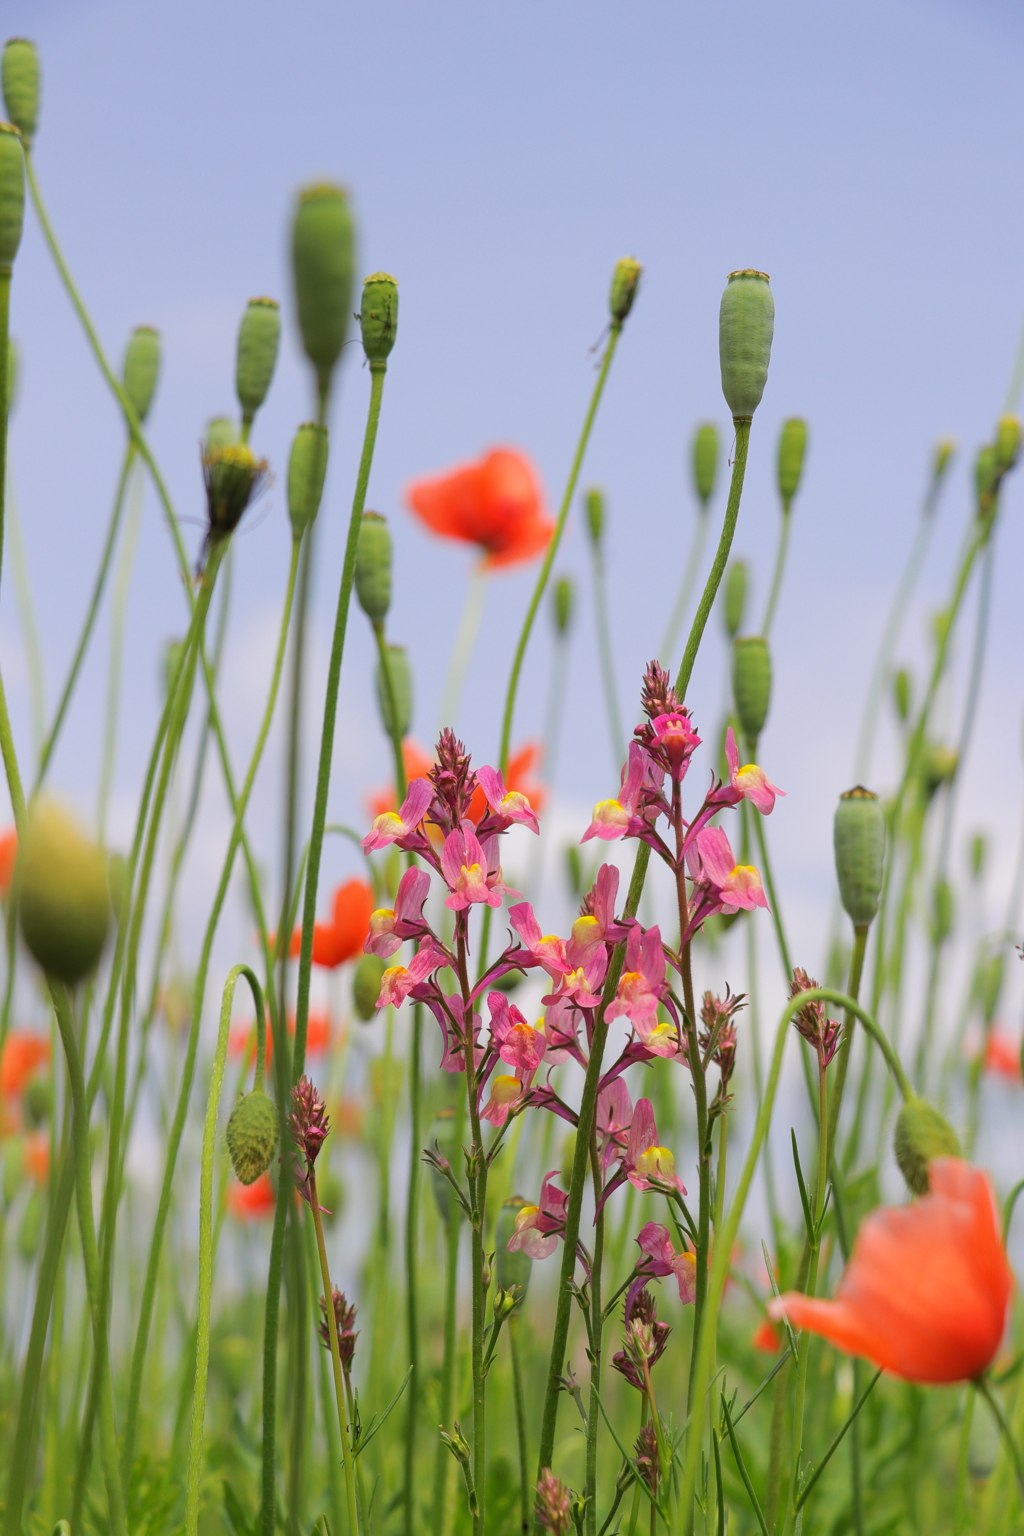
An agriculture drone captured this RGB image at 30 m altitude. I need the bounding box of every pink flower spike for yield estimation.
[440,826,502,910]
[363,776,434,852]
[606,925,665,1033]
[725,727,785,816]
[476,765,541,833]
[499,1020,546,1077]
[650,711,701,776]
[509,902,570,977]
[377,942,444,1009]
[505,1171,568,1259]
[480,1074,524,1127]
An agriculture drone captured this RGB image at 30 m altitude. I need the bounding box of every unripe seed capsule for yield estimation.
[894,1097,960,1197]
[353,953,386,1022]
[722,560,747,639]
[202,442,266,536]
[206,416,235,453]
[287,422,328,538]
[18,799,110,985]
[355,511,392,624]
[360,272,398,365]
[2,41,38,148]
[995,414,1021,474]
[0,122,25,270]
[495,1196,532,1297]
[235,297,281,424]
[609,257,642,324]
[122,326,161,425]
[719,270,774,422]
[692,423,718,507]
[776,417,807,508]
[553,575,573,635]
[226,1089,278,1185]
[893,668,911,723]
[731,635,771,747]
[291,182,355,398]
[833,786,885,930]
[585,487,604,545]
[376,644,412,741]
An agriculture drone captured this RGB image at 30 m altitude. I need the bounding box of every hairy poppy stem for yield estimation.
[975,1375,1024,1499]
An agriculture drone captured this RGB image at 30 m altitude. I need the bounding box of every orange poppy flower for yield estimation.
[467,742,544,824]
[228,1172,277,1220]
[368,741,435,821]
[984,1032,1022,1081]
[407,448,554,570]
[290,880,373,970]
[1,1033,50,1096]
[752,1319,781,1354]
[24,1131,49,1184]
[768,1159,1012,1383]
[0,828,16,896]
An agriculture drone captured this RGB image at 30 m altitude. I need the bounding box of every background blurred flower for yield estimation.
[467,743,544,823]
[984,1031,1022,1081]
[406,448,553,569]
[0,828,16,896]
[0,1032,50,1097]
[228,1172,277,1220]
[291,880,374,969]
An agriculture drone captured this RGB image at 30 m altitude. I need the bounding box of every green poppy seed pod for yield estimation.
[995,414,1022,474]
[931,437,956,486]
[692,423,719,507]
[376,644,412,741]
[353,953,385,1023]
[731,635,771,747]
[719,270,774,422]
[225,1089,278,1185]
[235,297,281,424]
[722,559,747,639]
[205,416,236,453]
[975,443,997,512]
[893,668,911,723]
[24,1077,50,1128]
[585,487,604,546]
[203,442,266,535]
[18,799,110,985]
[553,575,573,635]
[495,1196,532,1297]
[291,182,355,398]
[776,418,808,508]
[287,422,328,538]
[970,831,987,882]
[924,744,957,801]
[931,878,953,945]
[833,787,885,931]
[360,272,398,365]
[18,1189,43,1261]
[0,122,25,270]
[2,40,39,147]
[355,511,392,624]
[121,326,161,425]
[894,1098,960,1197]
[609,257,642,324]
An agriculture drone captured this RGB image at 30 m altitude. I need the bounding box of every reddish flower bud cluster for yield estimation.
[318,1288,358,1371]
[790,968,840,1067]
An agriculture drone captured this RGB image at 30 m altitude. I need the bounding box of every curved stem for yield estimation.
[658,505,711,665]
[590,536,625,764]
[760,505,791,638]
[437,567,488,734]
[676,421,750,695]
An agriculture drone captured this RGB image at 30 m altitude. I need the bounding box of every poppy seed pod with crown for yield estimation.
[291,182,354,400]
[776,418,808,508]
[894,1098,961,1197]
[723,560,747,639]
[226,1090,278,1186]
[353,953,386,1023]
[833,787,885,930]
[609,257,642,324]
[202,442,267,536]
[731,635,771,746]
[495,1196,532,1297]
[692,423,719,508]
[719,270,774,422]
[376,644,412,741]
[355,512,392,625]
[235,298,281,426]
[287,422,328,538]
[18,799,110,986]
[122,326,161,425]
[360,272,398,365]
[585,486,604,545]
[1,40,38,147]
[553,575,573,635]
[0,123,24,270]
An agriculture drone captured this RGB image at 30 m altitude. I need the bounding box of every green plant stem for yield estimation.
[454,928,489,1536]
[952,1390,975,1536]
[658,505,711,664]
[309,1166,362,1536]
[437,566,488,734]
[588,532,625,764]
[404,1003,422,1536]
[433,1096,465,1536]
[825,924,868,1165]
[975,1376,1024,1498]
[509,1315,530,1536]
[6,473,47,757]
[0,267,11,586]
[185,966,265,1536]
[97,451,147,836]
[761,504,792,638]
[784,1063,828,1536]
[499,322,622,772]
[585,1134,606,1536]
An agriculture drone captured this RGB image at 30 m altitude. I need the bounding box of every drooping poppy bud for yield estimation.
[995,414,1021,474]
[287,421,328,538]
[584,486,604,545]
[776,417,807,509]
[609,257,642,324]
[360,271,398,365]
[719,270,774,422]
[352,953,386,1022]
[18,799,110,986]
[291,182,355,401]
[376,644,412,741]
[553,575,573,635]
[122,326,161,425]
[0,122,25,270]
[692,423,718,508]
[833,787,884,931]
[731,635,771,747]
[202,442,267,537]
[1,40,39,147]
[894,1098,960,1197]
[226,1089,278,1186]
[355,511,392,625]
[722,559,747,639]
[495,1195,532,1298]
[235,297,281,427]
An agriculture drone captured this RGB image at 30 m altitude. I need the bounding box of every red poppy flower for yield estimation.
[228,1172,277,1220]
[984,1032,1022,1081]
[0,828,16,897]
[407,448,554,570]
[1,1033,50,1097]
[753,1319,781,1354]
[290,880,374,969]
[769,1159,1013,1383]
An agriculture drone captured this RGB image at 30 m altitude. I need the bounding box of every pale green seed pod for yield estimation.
[2,40,39,147]
[931,437,955,486]
[376,644,411,741]
[18,799,111,985]
[122,326,161,424]
[235,297,281,424]
[776,418,807,508]
[893,668,911,723]
[495,1196,532,1298]
[553,575,573,635]
[206,416,236,453]
[226,1089,278,1185]
[995,414,1021,474]
[692,423,718,508]
[360,272,398,365]
[287,421,328,538]
[291,182,355,398]
[731,635,771,746]
[833,787,885,930]
[894,1098,960,1197]
[930,878,953,945]
[0,122,25,270]
[719,270,774,422]
[609,257,642,323]
[585,487,604,545]
[353,953,385,1022]
[722,559,747,639]
[355,511,392,624]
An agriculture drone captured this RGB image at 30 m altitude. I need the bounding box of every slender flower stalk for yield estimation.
[659,505,711,666]
[437,567,488,732]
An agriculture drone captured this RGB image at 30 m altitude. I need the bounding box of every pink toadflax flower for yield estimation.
[377,942,446,1009]
[487,992,546,1078]
[569,864,632,953]
[725,727,785,815]
[506,1172,569,1260]
[581,742,649,843]
[606,925,676,1054]
[365,866,432,958]
[691,826,770,915]
[508,902,570,979]
[440,825,503,910]
[622,1098,687,1195]
[637,1221,698,1304]
[647,711,701,777]
[480,1074,527,1127]
[363,777,434,853]
[475,764,541,833]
